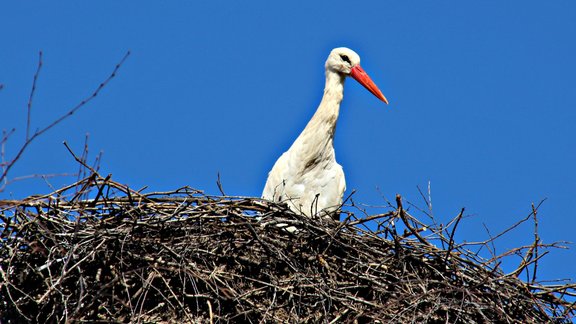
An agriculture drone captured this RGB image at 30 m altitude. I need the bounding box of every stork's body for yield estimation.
[262,48,387,217]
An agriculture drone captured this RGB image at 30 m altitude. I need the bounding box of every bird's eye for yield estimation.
[339,54,351,64]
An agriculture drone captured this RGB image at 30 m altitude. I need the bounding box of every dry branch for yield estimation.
[0,51,130,191]
[0,173,574,323]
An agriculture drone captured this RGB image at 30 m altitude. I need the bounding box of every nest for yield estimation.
[1,173,574,323]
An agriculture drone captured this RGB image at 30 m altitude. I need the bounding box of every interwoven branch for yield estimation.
[0,174,574,323]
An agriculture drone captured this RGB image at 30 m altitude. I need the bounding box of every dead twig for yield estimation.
[0,176,573,322]
[0,51,130,190]
[26,51,43,141]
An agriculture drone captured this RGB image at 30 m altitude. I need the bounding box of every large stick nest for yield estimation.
[1,173,574,323]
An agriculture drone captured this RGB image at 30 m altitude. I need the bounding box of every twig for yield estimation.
[207,300,214,324]
[396,194,431,247]
[63,141,99,176]
[444,208,465,264]
[487,199,547,242]
[416,182,433,219]
[1,128,16,147]
[26,51,43,141]
[481,223,498,267]
[347,211,394,226]
[1,129,15,187]
[6,173,76,184]
[0,179,573,322]
[531,202,540,284]
[0,51,130,188]
[78,133,90,183]
[216,172,226,196]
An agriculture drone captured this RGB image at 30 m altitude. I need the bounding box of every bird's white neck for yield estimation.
[290,70,346,167]
[311,69,345,136]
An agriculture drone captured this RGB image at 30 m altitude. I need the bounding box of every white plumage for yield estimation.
[262,47,388,218]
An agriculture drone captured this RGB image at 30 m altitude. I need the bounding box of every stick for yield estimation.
[26,51,43,141]
[0,51,130,187]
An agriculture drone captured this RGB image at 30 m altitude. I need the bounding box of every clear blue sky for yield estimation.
[2,2,575,283]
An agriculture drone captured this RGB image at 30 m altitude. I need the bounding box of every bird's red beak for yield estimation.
[350,65,388,104]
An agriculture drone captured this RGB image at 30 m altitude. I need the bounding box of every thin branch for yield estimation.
[416,182,433,219]
[92,150,103,173]
[1,129,15,188]
[1,128,16,147]
[77,133,90,184]
[6,172,76,183]
[481,223,498,267]
[486,199,547,243]
[347,211,395,226]
[444,208,465,264]
[1,185,572,322]
[0,51,130,187]
[216,172,226,196]
[26,51,43,141]
[63,141,99,176]
[396,194,431,247]
[34,50,131,139]
[531,202,540,284]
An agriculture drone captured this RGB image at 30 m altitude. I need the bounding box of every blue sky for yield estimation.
[1,2,575,283]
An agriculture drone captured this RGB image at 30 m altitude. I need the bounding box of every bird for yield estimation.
[262,47,388,218]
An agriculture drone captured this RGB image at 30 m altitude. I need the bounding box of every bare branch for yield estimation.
[444,208,465,263]
[26,51,43,141]
[1,128,16,147]
[0,51,130,189]
[531,202,541,284]
[1,129,15,188]
[216,172,226,196]
[487,199,547,242]
[396,194,431,247]
[1,180,572,322]
[63,141,99,176]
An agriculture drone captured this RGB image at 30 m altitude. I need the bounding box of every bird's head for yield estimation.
[326,47,362,75]
[326,47,388,104]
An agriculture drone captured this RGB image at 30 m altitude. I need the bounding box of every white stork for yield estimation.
[262,47,388,218]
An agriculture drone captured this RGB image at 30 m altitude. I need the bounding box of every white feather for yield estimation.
[262,47,385,218]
